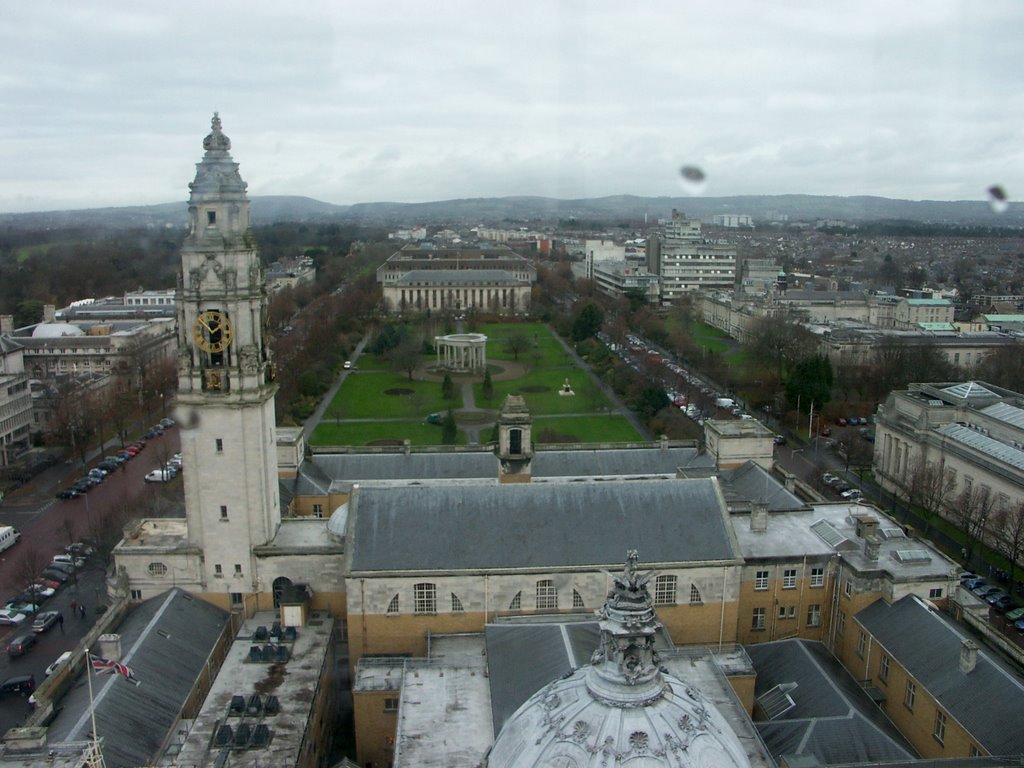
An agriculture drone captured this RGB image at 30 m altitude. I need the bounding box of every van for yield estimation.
[0,527,20,554]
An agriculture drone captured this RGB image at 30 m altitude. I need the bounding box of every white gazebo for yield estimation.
[435,332,487,372]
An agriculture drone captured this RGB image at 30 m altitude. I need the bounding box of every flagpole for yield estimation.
[85,649,104,768]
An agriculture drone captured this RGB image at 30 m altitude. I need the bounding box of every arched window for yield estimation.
[451,593,464,613]
[147,562,167,577]
[413,583,437,614]
[508,591,522,610]
[536,579,558,610]
[572,589,585,608]
[272,577,293,609]
[386,593,400,615]
[654,575,677,605]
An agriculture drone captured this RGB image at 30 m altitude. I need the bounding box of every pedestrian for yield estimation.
[70,598,77,613]
[79,604,86,619]
[58,612,64,633]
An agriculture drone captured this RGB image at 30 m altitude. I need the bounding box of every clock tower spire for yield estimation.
[176,114,280,601]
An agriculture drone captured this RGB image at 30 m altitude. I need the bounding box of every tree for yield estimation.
[389,336,422,381]
[910,460,957,536]
[993,501,1024,587]
[747,313,818,381]
[954,485,997,564]
[571,302,604,342]
[785,355,833,414]
[481,369,494,401]
[441,372,455,401]
[441,408,457,445]
[632,385,670,420]
[504,332,530,361]
[975,341,1024,390]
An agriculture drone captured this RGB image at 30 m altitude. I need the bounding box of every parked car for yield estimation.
[51,555,85,569]
[45,561,75,575]
[959,572,979,584]
[822,472,838,485]
[773,434,787,445]
[31,611,60,634]
[66,542,95,558]
[0,675,35,696]
[1004,606,1024,622]
[33,577,61,591]
[990,594,1014,611]
[986,590,1010,606]
[5,602,37,617]
[836,417,848,426]
[6,633,37,657]
[15,586,54,604]
[962,577,986,591]
[841,488,864,500]
[1015,618,1024,632]
[45,651,72,677]
[55,488,82,500]
[973,584,1001,599]
[40,569,69,584]
[343,361,352,369]
[97,460,119,473]
[143,428,163,440]
[145,467,177,483]
[0,610,27,627]
[159,417,176,429]
[103,455,126,466]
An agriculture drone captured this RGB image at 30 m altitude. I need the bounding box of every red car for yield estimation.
[34,577,61,591]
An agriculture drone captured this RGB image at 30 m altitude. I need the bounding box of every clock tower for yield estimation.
[176,114,280,600]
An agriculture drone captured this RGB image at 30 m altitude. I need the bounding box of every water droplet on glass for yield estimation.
[678,165,707,195]
[179,408,202,436]
[988,185,1009,214]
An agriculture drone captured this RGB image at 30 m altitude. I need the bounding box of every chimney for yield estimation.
[864,535,880,562]
[96,633,123,662]
[0,315,12,334]
[43,304,56,323]
[959,639,978,674]
[660,434,669,450]
[750,501,768,533]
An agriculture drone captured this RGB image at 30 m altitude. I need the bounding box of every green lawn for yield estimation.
[690,320,731,353]
[533,414,643,443]
[325,372,461,419]
[473,368,611,415]
[476,322,571,368]
[311,420,466,446]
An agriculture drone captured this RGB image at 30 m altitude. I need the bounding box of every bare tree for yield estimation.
[503,332,530,361]
[992,501,1024,587]
[912,461,957,537]
[388,336,422,381]
[13,546,50,610]
[954,485,997,564]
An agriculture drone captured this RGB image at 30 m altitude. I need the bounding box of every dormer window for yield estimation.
[207,210,216,225]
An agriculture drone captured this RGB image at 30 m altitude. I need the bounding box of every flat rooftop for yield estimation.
[167,610,334,768]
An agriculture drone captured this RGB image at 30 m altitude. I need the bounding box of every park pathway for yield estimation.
[303,334,368,441]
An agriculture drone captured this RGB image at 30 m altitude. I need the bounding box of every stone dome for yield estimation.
[32,322,85,338]
[486,552,752,768]
[326,501,349,540]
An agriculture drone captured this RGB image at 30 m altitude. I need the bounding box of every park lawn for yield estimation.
[310,419,465,447]
[533,414,643,443]
[474,368,611,415]
[478,322,569,368]
[690,320,731,354]
[327,371,461,419]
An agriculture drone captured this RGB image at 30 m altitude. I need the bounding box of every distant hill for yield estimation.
[0,193,1020,230]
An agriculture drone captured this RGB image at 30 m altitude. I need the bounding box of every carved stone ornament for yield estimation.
[239,345,259,375]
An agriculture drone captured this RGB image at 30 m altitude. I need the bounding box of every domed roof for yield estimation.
[326,501,349,540]
[486,552,752,768]
[32,322,85,338]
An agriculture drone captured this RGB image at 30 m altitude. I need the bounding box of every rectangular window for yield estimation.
[536,580,558,610]
[752,607,766,631]
[207,210,216,225]
[130,589,142,600]
[214,564,223,578]
[904,680,916,711]
[654,575,677,605]
[782,568,797,589]
[928,587,943,599]
[836,610,846,636]
[234,564,242,576]
[933,709,946,744]
[230,592,243,608]
[844,579,853,598]
[810,567,824,587]
[312,503,324,518]
[879,654,890,683]
[414,583,437,613]
[857,631,867,658]
[215,438,224,453]
[383,698,400,714]
[754,570,769,591]
[220,505,228,520]
[806,604,821,627]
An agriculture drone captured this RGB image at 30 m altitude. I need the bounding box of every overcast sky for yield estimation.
[1,1,1020,212]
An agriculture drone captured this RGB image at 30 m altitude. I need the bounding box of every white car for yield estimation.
[45,651,73,677]
[841,488,864,500]
[51,555,85,569]
[0,610,27,627]
[144,468,176,483]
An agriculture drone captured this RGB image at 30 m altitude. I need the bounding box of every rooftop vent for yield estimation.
[264,695,280,715]
[810,519,854,551]
[229,695,245,715]
[879,526,906,540]
[214,725,233,747]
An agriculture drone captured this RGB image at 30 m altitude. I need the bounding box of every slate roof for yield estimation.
[485,621,601,734]
[394,269,529,285]
[746,639,916,765]
[935,422,1024,470]
[46,589,230,768]
[296,445,710,495]
[856,595,1024,755]
[719,461,806,512]
[349,477,738,572]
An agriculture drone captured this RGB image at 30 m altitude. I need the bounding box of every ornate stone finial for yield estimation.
[202,112,231,153]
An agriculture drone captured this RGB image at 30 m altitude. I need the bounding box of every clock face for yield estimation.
[193,309,232,353]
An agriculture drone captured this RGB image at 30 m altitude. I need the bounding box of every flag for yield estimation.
[90,654,139,686]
